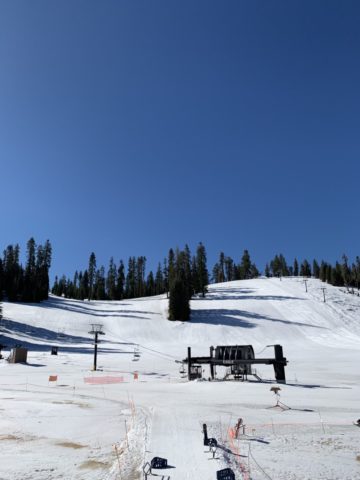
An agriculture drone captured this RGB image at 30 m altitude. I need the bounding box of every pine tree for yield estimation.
[168,277,190,321]
[116,260,125,300]
[80,270,89,299]
[183,244,193,298]
[341,254,351,289]
[195,242,209,297]
[319,261,327,282]
[73,271,79,298]
[265,263,270,277]
[163,258,169,297]
[293,258,299,276]
[219,252,225,283]
[23,238,37,301]
[312,260,320,279]
[300,259,311,277]
[331,262,343,286]
[278,254,289,276]
[146,271,155,296]
[326,264,332,284]
[0,258,4,299]
[94,266,106,300]
[355,256,360,292]
[155,262,164,294]
[250,263,259,278]
[270,255,281,278]
[125,257,136,298]
[239,250,252,279]
[52,275,59,295]
[225,256,235,281]
[135,256,146,297]
[36,239,52,301]
[106,257,117,300]
[88,252,97,300]
[167,249,175,294]
[212,262,220,283]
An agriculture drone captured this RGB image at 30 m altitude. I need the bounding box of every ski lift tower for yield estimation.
[89,324,105,371]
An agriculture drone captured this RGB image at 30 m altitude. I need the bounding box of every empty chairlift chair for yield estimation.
[216,468,236,480]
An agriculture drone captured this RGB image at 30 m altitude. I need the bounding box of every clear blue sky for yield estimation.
[1,1,359,281]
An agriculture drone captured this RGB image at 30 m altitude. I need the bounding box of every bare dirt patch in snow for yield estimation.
[78,459,112,469]
[55,441,87,449]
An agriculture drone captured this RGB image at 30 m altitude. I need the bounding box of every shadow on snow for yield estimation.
[190,309,326,329]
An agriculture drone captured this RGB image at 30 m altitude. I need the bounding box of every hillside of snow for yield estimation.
[1,277,360,480]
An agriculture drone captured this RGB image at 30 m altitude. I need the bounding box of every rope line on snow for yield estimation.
[248,442,273,480]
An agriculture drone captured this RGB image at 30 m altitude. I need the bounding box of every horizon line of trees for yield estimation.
[0,238,52,303]
[1,238,359,310]
[51,243,211,304]
[265,253,360,291]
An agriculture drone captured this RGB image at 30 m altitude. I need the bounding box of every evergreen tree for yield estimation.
[250,263,260,278]
[167,249,175,293]
[39,240,52,300]
[106,257,117,300]
[94,266,106,300]
[163,258,169,297]
[0,299,3,333]
[116,260,125,300]
[168,277,190,321]
[331,262,343,286]
[212,262,220,283]
[319,261,327,282]
[239,249,252,279]
[326,263,332,284]
[300,259,311,277]
[278,254,289,276]
[270,255,281,278]
[80,270,89,299]
[218,252,225,283]
[52,275,60,295]
[265,263,270,277]
[341,254,351,289]
[23,238,37,301]
[293,258,299,276]
[7,244,22,299]
[183,244,193,298]
[354,256,360,292]
[0,259,3,298]
[225,256,235,281]
[135,256,146,297]
[88,252,97,300]
[194,242,208,297]
[73,271,79,298]
[35,241,52,301]
[312,260,320,279]
[155,262,164,294]
[125,257,136,298]
[146,271,155,296]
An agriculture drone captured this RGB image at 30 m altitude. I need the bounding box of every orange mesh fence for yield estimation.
[84,376,124,384]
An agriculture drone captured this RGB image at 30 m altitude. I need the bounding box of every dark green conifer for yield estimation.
[293,258,299,276]
[106,257,117,300]
[88,252,97,300]
[116,261,125,299]
[168,277,190,321]
[195,242,209,297]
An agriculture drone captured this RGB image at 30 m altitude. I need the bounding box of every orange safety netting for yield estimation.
[84,376,124,384]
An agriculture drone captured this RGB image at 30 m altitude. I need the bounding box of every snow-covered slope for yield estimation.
[1,278,360,479]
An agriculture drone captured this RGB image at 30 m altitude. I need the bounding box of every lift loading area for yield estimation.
[183,344,288,383]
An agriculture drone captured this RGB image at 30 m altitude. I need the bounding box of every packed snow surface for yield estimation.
[1,277,360,479]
